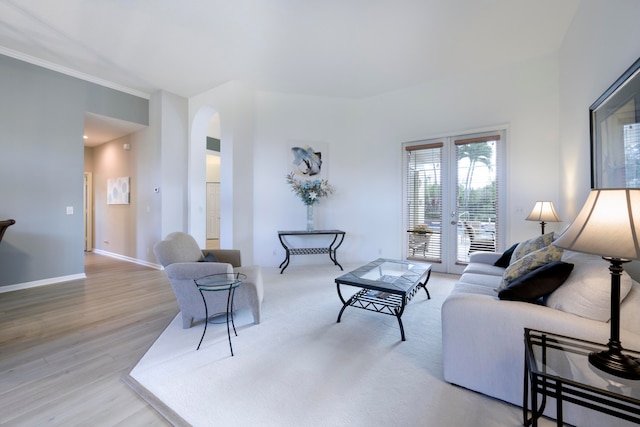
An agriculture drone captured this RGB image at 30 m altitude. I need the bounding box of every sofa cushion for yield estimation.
[545,251,634,322]
[500,244,564,289]
[511,232,555,263]
[463,262,506,277]
[459,272,503,289]
[450,280,501,297]
[498,261,574,302]
[494,243,518,267]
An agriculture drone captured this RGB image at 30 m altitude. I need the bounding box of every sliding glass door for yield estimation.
[404,130,505,274]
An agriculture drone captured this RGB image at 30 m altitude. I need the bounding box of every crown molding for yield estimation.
[0,45,151,99]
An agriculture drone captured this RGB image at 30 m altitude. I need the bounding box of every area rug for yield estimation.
[126,264,544,427]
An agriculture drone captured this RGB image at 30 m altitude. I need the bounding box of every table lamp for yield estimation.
[526,201,561,234]
[554,188,640,380]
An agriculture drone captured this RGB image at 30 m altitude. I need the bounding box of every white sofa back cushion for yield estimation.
[544,250,633,322]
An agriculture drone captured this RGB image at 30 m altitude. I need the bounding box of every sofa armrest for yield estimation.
[442,292,610,406]
[203,249,241,267]
[468,251,502,265]
[165,262,233,280]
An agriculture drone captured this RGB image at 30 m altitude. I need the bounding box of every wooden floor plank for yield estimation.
[0,253,178,426]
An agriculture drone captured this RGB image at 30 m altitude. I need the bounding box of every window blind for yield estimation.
[406,143,443,261]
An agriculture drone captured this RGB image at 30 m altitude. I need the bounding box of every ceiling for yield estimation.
[83,112,147,147]
[0,0,581,143]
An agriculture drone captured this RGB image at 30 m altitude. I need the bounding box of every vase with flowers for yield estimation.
[286,172,334,231]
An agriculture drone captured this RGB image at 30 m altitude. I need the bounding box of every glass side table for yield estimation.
[524,328,640,426]
[194,272,246,356]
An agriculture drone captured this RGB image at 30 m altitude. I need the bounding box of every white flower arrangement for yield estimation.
[286,172,334,206]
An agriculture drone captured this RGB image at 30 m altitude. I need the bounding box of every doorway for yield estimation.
[205,113,221,249]
[84,172,93,251]
[404,129,506,274]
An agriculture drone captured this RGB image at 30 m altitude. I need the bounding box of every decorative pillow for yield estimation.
[494,243,518,267]
[511,232,555,264]
[199,252,218,262]
[499,244,564,289]
[498,261,574,302]
[544,250,633,322]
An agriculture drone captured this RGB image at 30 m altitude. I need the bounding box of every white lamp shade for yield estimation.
[554,189,640,260]
[526,201,561,222]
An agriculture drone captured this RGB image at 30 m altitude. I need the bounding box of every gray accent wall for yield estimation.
[0,54,150,287]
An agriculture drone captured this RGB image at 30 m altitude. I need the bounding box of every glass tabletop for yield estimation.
[335,258,431,294]
[526,329,640,401]
[195,272,246,291]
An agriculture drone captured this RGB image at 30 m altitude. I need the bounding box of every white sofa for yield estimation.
[442,248,640,426]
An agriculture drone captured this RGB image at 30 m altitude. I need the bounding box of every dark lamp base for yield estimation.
[589,350,640,380]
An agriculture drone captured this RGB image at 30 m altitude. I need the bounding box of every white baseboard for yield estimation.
[92,249,163,270]
[0,251,163,294]
[0,273,87,294]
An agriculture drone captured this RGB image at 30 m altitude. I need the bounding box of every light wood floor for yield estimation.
[0,253,179,426]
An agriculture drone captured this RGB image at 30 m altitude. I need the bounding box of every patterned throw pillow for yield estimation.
[499,244,564,289]
[511,232,555,263]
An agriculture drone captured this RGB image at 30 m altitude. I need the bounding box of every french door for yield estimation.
[404,130,505,274]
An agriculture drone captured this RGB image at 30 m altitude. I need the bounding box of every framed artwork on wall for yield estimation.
[287,141,328,180]
[107,176,130,205]
[590,56,640,189]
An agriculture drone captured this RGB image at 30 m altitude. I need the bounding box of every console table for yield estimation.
[277,230,346,273]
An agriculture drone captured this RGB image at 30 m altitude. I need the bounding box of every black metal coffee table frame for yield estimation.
[335,258,432,341]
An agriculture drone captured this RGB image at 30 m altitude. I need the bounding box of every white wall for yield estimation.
[253,92,360,266]
[206,154,221,182]
[88,90,187,266]
[189,81,255,263]
[559,0,640,217]
[559,0,640,278]
[360,54,563,251]
[190,0,640,271]
[158,90,189,241]
[92,136,134,256]
[251,54,562,267]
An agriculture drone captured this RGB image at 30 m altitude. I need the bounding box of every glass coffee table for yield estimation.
[194,272,246,356]
[334,258,432,341]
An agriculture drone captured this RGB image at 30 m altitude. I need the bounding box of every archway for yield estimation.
[189,106,230,249]
[205,113,221,248]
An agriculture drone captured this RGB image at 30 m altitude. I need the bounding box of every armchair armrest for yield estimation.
[165,262,233,280]
[203,249,241,267]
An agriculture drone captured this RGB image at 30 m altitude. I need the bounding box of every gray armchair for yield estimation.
[153,232,263,329]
